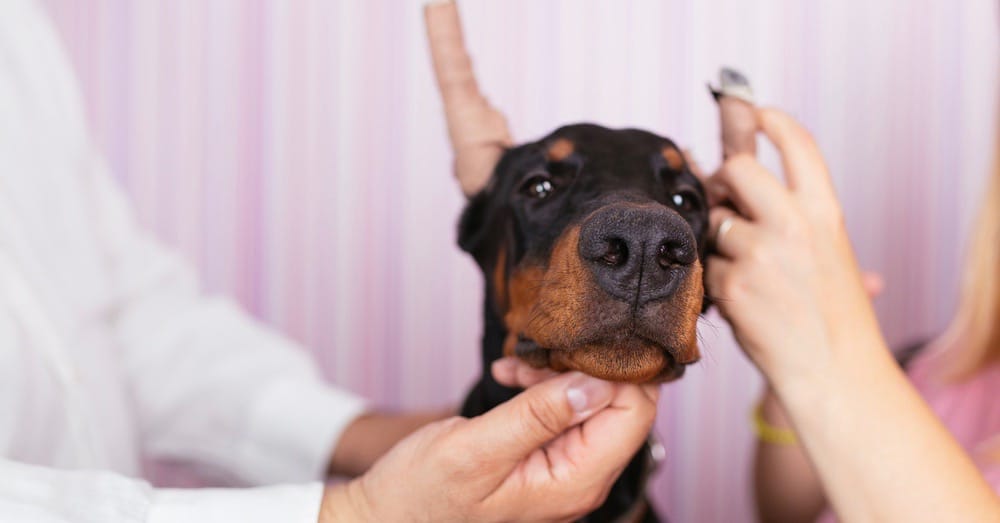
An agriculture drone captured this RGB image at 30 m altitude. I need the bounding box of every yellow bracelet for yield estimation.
[752,401,799,446]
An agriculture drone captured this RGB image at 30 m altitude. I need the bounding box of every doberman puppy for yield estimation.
[457,124,709,522]
[424,3,734,521]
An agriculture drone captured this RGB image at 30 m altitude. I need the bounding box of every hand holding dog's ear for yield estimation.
[321,370,658,522]
[704,107,885,387]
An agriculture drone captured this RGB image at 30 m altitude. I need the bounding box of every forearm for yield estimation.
[753,389,827,523]
[773,342,1000,522]
[1,458,325,523]
[328,408,454,477]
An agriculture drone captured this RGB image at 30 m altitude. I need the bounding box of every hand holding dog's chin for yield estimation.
[319,370,658,522]
[704,108,893,399]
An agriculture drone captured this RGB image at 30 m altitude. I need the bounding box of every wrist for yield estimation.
[758,386,792,429]
[329,409,453,477]
[768,340,899,427]
[320,480,376,523]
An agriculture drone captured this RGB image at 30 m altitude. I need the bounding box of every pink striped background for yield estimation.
[40,1,999,521]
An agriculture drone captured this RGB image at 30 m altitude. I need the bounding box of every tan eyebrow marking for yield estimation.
[546,138,575,162]
[661,146,685,170]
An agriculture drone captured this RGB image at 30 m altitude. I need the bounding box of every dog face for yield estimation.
[459,123,709,383]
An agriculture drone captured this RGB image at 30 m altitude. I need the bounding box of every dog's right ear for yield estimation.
[425,0,513,198]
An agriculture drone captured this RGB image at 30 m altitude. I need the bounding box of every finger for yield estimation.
[682,149,706,180]
[424,0,513,197]
[462,372,615,470]
[713,155,796,224]
[861,271,884,299]
[560,384,658,480]
[708,207,757,259]
[638,382,661,404]
[492,357,559,388]
[711,67,758,159]
[757,108,836,201]
[704,255,736,304]
[718,97,758,159]
[701,172,731,208]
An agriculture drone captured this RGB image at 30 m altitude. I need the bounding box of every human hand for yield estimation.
[755,266,885,425]
[704,108,890,391]
[321,365,658,522]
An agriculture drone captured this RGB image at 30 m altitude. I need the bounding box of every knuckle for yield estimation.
[779,219,809,242]
[721,274,746,301]
[433,421,483,470]
[555,502,592,522]
[725,153,755,171]
[718,158,742,182]
[444,446,484,477]
[746,243,771,265]
[522,397,567,440]
[816,205,846,232]
[438,415,466,430]
[585,491,610,512]
[576,486,611,514]
[431,416,467,441]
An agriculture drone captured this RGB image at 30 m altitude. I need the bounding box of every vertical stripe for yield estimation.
[37,0,1000,520]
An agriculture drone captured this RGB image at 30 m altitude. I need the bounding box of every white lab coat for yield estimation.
[0,1,367,521]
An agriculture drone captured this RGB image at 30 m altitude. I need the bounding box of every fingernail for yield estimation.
[565,373,614,414]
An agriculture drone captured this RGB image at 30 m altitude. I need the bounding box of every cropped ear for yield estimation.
[425,0,513,197]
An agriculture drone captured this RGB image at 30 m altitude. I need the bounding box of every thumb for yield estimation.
[461,372,615,468]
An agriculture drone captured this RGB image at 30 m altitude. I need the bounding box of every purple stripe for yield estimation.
[36,0,1000,519]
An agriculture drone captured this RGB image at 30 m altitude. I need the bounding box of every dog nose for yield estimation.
[578,203,697,306]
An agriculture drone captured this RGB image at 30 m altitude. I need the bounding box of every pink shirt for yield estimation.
[908,348,1000,489]
[818,347,1000,522]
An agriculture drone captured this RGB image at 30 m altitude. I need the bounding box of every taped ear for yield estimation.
[425,0,514,198]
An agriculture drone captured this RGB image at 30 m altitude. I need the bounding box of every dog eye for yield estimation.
[521,174,555,199]
[669,190,700,212]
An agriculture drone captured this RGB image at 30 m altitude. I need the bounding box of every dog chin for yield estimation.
[518,337,689,383]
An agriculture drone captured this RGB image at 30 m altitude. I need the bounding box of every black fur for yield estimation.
[458,124,710,522]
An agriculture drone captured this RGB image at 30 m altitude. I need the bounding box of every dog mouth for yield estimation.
[513,324,695,383]
[498,210,704,383]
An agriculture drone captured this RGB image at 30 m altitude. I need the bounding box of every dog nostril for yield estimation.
[601,238,628,267]
[657,241,692,268]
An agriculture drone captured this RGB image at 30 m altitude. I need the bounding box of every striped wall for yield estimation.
[40,1,999,521]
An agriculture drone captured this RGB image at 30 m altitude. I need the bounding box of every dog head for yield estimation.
[459,124,708,383]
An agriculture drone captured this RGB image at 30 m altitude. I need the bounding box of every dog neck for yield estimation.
[461,297,521,416]
[462,292,659,523]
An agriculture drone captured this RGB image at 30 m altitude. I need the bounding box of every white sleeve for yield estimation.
[0,459,325,523]
[86,154,367,486]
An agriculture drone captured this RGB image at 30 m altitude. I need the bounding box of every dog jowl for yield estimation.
[459,124,710,385]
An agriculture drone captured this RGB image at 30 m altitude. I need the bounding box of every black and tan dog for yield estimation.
[459,125,708,522]
[458,125,709,393]
[425,3,736,521]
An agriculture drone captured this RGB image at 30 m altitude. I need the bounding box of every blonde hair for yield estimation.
[940,143,1000,379]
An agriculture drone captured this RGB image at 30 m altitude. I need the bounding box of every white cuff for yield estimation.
[238,379,368,484]
[147,483,324,523]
